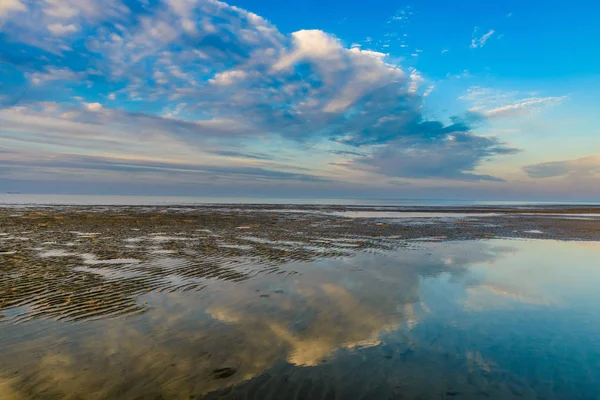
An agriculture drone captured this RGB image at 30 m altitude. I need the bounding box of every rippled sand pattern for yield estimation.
[0,208,405,322]
[2,205,600,323]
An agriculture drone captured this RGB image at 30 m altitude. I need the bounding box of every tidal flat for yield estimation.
[1,205,600,399]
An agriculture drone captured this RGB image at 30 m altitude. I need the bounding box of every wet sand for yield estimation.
[1,205,599,322]
[1,205,600,399]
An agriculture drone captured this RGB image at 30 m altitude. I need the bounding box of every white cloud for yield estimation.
[479,97,566,118]
[43,0,79,18]
[321,46,403,113]
[167,65,195,85]
[349,48,387,60]
[272,30,342,72]
[109,33,122,43]
[423,85,435,97]
[479,30,495,46]
[28,67,85,85]
[47,23,79,35]
[0,0,26,17]
[408,69,423,93]
[181,18,197,34]
[163,102,187,117]
[209,70,249,85]
[470,29,495,48]
[165,0,196,16]
[43,0,129,20]
[462,87,567,118]
[0,0,130,54]
[84,102,103,112]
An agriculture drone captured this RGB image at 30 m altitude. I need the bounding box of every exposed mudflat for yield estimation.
[1,205,599,323]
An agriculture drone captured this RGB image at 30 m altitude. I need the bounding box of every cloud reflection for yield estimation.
[9,239,596,399]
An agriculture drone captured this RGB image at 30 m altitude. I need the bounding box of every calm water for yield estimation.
[1,239,600,399]
[1,194,598,206]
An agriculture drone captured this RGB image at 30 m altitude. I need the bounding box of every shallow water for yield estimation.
[1,239,600,399]
[325,211,502,218]
[2,194,600,207]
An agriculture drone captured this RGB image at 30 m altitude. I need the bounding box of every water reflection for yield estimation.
[1,239,600,399]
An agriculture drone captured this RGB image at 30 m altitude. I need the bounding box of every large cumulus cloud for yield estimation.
[0,0,518,187]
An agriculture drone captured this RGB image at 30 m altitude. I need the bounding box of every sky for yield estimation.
[0,0,599,200]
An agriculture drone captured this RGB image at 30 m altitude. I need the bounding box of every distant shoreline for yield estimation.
[0,193,599,208]
[1,202,600,215]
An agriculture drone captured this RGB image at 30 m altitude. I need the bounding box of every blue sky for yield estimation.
[0,0,599,200]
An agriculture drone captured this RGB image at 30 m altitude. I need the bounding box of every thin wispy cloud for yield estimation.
[460,87,567,118]
[479,97,567,118]
[524,155,600,179]
[470,28,495,48]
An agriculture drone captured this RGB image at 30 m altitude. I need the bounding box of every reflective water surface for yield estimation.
[3,194,600,207]
[1,239,600,399]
